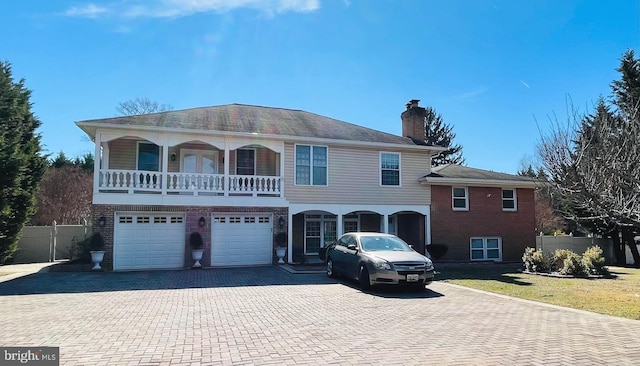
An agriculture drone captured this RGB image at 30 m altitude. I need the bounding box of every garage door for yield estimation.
[211,214,273,266]
[114,213,185,271]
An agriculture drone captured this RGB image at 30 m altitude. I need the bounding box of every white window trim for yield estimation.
[294,144,329,186]
[470,237,502,262]
[452,186,469,211]
[179,148,219,174]
[136,141,160,171]
[304,214,337,254]
[379,151,401,187]
[236,148,256,175]
[502,188,518,212]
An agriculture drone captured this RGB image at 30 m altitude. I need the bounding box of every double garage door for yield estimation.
[114,212,273,270]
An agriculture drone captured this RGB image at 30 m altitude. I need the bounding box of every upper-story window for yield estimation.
[380,152,400,186]
[236,149,255,175]
[137,142,159,171]
[502,189,517,211]
[452,187,469,211]
[295,145,327,185]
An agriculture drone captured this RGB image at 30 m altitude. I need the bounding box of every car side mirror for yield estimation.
[347,244,357,250]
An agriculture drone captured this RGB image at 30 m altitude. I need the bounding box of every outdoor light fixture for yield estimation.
[198,216,206,227]
[170,153,177,161]
[278,217,285,230]
[98,216,106,227]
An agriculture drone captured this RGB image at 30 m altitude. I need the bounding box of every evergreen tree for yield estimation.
[423,107,464,166]
[611,49,640,116]
[0,61,47,264]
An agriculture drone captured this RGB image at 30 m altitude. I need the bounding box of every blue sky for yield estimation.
[2,0,638,173]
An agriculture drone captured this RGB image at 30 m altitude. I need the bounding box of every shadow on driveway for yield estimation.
[0,266,337,296]
[333,277,444,299]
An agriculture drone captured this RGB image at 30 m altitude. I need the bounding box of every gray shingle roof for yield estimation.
[421,164,540,187]
[77,103,420,146]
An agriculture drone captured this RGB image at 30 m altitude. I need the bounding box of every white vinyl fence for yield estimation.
[535,235,640,265]
[13,221,91,264]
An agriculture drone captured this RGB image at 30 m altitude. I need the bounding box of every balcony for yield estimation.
[98,169,282,197]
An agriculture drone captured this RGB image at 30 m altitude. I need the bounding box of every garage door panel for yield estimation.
[211,214,273,266]
[115,213,185,270]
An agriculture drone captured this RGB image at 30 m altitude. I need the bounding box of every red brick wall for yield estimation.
[430,186,536,262]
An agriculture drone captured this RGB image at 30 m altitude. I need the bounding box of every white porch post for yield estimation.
[224,144,230,197]
[287,213,293,264]
[425,211,431,245]
[382,214,389,233]
[93,133,101,196]
[161,143,169,195]
[337,213,343,237]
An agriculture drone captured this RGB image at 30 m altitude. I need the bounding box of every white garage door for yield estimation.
[211,214,273,266]
[114,213,185,271]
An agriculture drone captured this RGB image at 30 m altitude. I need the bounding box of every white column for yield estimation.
[337,213,343,237]
[224,144,230,197]
[425,211,431,245]
[161,143,169,195]
[382,214,389,233]
[287,213,293,263]
[93,133,101,196]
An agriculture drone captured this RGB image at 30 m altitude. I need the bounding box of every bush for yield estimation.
[551,249,586,277]
[427,244,448,260]
[582,246,608,275]
[89,232,105,251]
[68,235,92,263]
[522,247,550,273]
[189,232,203,249]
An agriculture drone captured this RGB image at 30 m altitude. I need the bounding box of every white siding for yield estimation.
[284,143,431,205]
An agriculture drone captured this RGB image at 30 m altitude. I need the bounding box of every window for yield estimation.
[470,237,502,261]
[137,142,160,171]
[236,149,255,175]
[295,145,327,185]
[502,189,517,211]
[344,214,359,233]
[452,187,468,210]
[304,214,336,254]
[380,152,400,186]
[181,149,218,174]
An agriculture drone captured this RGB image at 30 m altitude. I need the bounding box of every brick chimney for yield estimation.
[401,99,426,141]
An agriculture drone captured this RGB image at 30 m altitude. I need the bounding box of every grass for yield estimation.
[436,263,640,320]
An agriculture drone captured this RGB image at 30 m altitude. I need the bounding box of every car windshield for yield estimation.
[360,236,412,252]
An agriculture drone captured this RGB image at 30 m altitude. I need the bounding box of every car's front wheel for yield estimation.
[326,258,337,278]
[359,265,371,290]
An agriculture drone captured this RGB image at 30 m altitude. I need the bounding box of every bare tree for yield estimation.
[32,165,92,225]
[116,97,173,116]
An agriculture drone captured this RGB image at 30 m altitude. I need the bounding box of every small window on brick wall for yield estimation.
[502,189,517,211]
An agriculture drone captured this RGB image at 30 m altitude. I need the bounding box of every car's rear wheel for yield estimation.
[326,258,337,278]
[359,265,371,290]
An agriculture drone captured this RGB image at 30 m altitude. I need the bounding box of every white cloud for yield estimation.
[63,0,320,19]
[519,80,531,88]
[63,3,109,18]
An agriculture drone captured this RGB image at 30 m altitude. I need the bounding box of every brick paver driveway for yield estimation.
[0,266,639,365]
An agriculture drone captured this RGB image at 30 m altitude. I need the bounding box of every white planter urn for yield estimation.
[90,251,106,271]
[192,249,204,268]
[275,247,286,264]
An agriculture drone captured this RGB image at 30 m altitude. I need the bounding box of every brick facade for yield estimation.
[92,205,288,270]
[430,186,536,262]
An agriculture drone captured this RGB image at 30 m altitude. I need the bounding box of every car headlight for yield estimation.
[425,260,434,271]
[372,261,391,270]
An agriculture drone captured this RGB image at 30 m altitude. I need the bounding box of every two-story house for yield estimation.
[76,100,450,271]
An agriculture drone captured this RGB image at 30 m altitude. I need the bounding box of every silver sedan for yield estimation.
[325,232,435,290]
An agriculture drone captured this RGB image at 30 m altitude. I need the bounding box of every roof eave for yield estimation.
[75,122,448,152]
[420,177,542,188]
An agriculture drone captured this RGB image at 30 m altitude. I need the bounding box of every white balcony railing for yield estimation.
[97,169,282,197]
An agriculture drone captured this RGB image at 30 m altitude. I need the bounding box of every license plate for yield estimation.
[406,274,419,282]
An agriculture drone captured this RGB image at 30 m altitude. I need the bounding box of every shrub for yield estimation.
[189,232,204,249]
[551,249,587,277]
[522,247,550,273]
[427,244,449,260]
[89,232,105,251]
[582,246,608,275]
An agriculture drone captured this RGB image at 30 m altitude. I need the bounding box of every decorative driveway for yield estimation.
[0,266,639,365]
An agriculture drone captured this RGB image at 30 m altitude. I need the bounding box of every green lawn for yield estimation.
[435,263,640,320]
